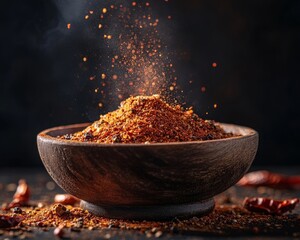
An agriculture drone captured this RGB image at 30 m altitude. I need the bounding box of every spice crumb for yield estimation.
[53,226,65,238]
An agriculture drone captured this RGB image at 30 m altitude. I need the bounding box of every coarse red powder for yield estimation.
[61,95,235,143]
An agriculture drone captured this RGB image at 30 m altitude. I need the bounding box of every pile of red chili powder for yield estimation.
[62,95,234,143]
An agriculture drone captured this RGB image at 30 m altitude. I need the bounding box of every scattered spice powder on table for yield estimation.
[0,204,300,238]
[60,95,235,143]
[0,181,299,238]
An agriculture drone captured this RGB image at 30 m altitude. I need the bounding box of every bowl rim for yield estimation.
[37,122,258,147]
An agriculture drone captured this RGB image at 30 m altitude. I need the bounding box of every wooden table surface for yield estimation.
[0,167,299,240]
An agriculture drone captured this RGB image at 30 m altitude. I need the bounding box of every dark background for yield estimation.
[0,0,299,167]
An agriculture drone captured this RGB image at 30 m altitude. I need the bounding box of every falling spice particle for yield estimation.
[212,62,217,68]
[83,57,87,62]
[77,0,188,110]
[201,86,206,93]
[101,73,106,79]
[67,23,71,29]
[213,104,218,109]
[89,76,96,81]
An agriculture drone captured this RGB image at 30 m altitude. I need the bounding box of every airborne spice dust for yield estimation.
[72,0,181,104]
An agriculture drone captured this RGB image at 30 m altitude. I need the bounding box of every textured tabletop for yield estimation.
[0,168,299,240]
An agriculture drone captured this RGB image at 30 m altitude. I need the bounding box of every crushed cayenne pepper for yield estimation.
[0,204,299,237]
[0,180,299,237]
[61,95,235,143]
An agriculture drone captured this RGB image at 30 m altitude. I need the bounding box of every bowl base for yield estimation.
[80,199,215,220]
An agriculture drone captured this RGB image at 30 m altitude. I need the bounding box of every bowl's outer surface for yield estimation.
[37,123,258,206]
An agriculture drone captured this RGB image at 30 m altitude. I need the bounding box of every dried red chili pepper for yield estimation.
[0,215,22,228]
[54,194,80,206]
[237,171,300,189]
[243,197,299,215]
[6,179,30,209]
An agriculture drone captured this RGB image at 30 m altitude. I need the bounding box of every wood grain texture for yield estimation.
[37,123,258,207]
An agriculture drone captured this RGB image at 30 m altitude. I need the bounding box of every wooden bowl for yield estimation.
[37,123,258,219]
